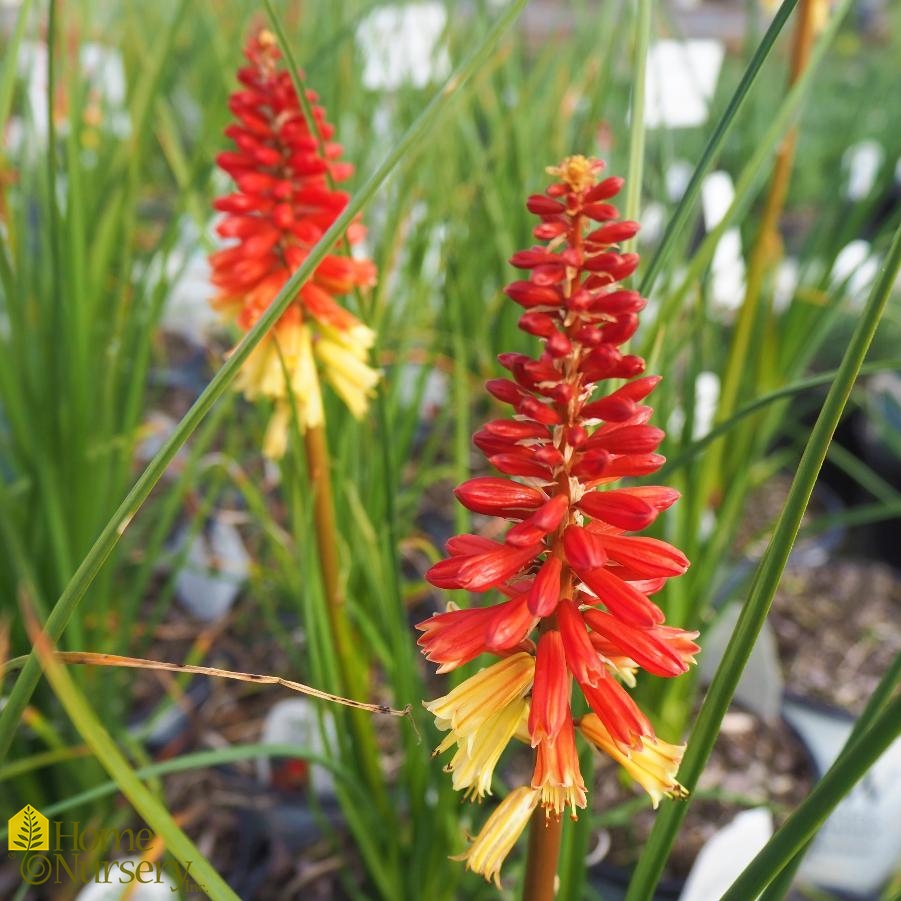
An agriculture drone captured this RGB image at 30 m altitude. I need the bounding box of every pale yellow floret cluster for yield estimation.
[439,697,527,800]
[425,653,535,800]
[316,322,380,419]
[579,713,688,808]
[236,319,379,458]
[453,786,540,888]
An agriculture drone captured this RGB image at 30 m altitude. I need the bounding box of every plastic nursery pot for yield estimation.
[770,557,901,898]
[586,704,816,901]
[856,373,901,488]
[222,786,345,899]
[129,674,213,760]
[587,859,683,901]
[855,372,901,567]
[781,695,901,899]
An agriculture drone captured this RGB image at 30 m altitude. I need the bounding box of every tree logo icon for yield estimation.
[8,806,49,852]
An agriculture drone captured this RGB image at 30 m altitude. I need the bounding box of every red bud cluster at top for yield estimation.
[210,30,375,337]
[417,156,698,777]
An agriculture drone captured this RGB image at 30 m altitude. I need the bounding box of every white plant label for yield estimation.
[645,40,724,129]
[175,515,250,622]
[680,808,773,901]
[257,698,338,798]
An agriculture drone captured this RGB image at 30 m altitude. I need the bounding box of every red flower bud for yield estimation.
[505,281,563,308]
[517,396,561,425]
[534,221,568,240]
[484,419,549,441]
[527,194,566,215]
[587,424,665,455]
[563,525,608,569]
[532,263,567,285]
[582,202,619,221]
[426,540,544,592]
[601,453,665,478]
[581,394,635,422]
[579,487,678,531]
[565,426,588,448]
[454,477,545,517]
[558,599,608,687]
[529,631,570,745]
[489,453,553,479]
[579,669,652,750]
[510,248,556,269]
[575,564,665,628]
[600,314,639,344]
[589,289,646,314]
[546,332,572,357]
[584,176,624,202]
[528,555,563,616]
[570,449,611,480]
[486,378,526,405]
[484,591,537,651]
[506,494,569,546]
[582,609,692,678]
[518,312,558,337]
[586,220,641,245]
[578,490,659,531]
[602,534,690,578]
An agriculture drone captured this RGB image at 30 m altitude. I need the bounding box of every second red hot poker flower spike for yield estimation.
[210,30,379,458]
[417,155,700,886]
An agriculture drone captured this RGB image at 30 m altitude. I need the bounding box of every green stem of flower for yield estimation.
[638,0,800,296]
[708,0,818,503]
[303,424,356,672]
[522,809,564,901]
[623,0,652,255]
[303,422,390,816]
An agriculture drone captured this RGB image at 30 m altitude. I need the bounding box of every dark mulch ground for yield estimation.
[129,612,374,900]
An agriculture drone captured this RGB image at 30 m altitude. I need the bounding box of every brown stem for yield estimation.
[522,808,564,901]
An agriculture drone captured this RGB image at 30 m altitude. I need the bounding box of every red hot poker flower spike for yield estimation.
[417,155,699,886]
[210,30,379,458]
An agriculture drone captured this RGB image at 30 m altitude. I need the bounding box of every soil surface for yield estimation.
[770,559,901,715]
[739,473,901,715]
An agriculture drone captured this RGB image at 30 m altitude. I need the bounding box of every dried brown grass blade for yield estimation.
[44,652,411,718]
